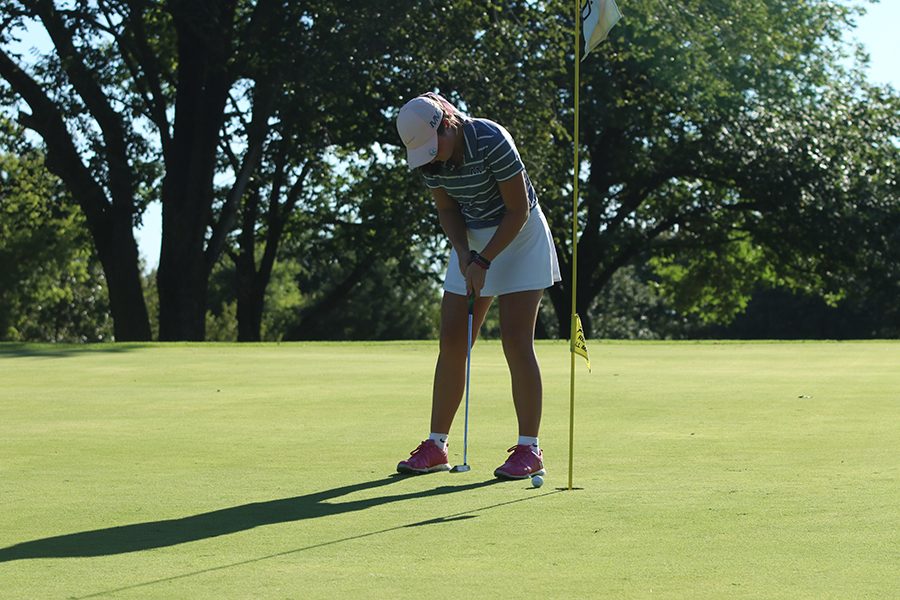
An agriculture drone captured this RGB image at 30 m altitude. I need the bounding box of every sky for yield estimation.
[8,2,900,272]
[849,0,899,88]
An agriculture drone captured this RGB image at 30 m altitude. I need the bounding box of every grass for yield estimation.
[0,340,898,599]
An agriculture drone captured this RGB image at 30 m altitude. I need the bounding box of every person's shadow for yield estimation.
[0,474,502,562]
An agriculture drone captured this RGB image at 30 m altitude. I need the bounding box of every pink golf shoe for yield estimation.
[397,440,450,474]
[493,445,546,479]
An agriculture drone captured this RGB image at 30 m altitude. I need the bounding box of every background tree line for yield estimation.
[1,0,897,342]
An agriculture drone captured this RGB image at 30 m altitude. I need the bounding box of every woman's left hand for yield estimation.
[465,262,487,297]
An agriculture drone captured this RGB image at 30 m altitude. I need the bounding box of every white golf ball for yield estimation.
[531,475,544,488]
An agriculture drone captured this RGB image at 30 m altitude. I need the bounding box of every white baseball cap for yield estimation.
[396,96,444,170]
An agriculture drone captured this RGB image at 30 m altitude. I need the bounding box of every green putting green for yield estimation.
[1,341,897,598]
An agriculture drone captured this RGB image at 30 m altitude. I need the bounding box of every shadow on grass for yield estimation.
[67,481,560,599]
[0,474,504,562]
[0,343,150,358]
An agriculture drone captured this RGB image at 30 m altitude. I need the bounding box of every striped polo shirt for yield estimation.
[422,118,539,229]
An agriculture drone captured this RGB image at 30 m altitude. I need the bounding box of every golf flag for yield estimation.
[569,0,619,492]
[573,313,591,372]
[581,0,622,59]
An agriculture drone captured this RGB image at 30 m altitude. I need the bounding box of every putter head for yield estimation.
[449,464,471,473]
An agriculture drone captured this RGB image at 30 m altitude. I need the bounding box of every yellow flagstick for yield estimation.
[568,0,582,492]
[569,0,620,491]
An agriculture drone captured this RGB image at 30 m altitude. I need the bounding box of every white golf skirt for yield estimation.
[443,206,562,297]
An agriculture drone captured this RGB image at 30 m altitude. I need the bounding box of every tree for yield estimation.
[276,149,443,340]
[1,1,351,340]
[4,1,895,343]
[1,1,152,340]
[543,0,899,338]
[703,287,893,339]
[0,118,113,341]
[226,1,532,341]
[0,1,519,341]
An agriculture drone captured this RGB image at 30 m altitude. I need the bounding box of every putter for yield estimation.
[450,294,475,473]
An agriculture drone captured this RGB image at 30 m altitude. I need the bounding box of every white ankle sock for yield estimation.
[518,435,540,455]
[429,432,448,451]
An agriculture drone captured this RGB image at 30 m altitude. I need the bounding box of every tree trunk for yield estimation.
[236,274,265,342]
[547,283,571,340]
[157,129,215,341]
[235,187,263,342]
[157,237,208,341]
[535,309,551,339]
[547,265,595,340]
[0,45,152,342]
[96,209,153,341]
[233,157,309,342]
[156,2,236,341]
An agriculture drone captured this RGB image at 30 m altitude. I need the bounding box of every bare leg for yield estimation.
[498,290,544,437]
[430,292,493,434]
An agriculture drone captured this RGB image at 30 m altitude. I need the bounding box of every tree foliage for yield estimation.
[543,0,899,337]
[0,0,527,340]
[0,119,113,341]
[1,0,896,342]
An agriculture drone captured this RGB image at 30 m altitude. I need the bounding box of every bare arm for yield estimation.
[464,171,530,296]
[432,187,470,259]
[478,171,530,262]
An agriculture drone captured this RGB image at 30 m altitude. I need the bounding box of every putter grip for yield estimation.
[468,294,475,315]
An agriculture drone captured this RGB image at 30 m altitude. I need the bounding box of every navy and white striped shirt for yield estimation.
[422,118,539,229]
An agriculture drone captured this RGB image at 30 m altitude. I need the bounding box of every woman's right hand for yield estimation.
[465,261,487,298]
[457,247,470,276]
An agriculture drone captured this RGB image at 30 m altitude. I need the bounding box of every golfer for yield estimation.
[395,92,561,479]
